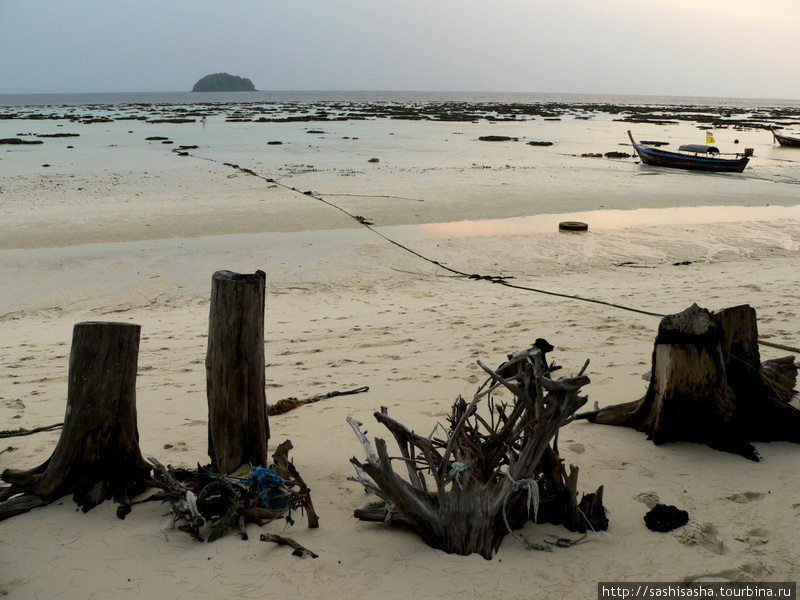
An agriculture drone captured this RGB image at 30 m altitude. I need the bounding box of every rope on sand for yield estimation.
[267,386,370,416]
[0,387,372,439]
[324,193,426,202]
[191,155,800,355]
[0,423,63,438]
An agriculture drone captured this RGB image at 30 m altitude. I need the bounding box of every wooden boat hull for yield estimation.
[772,128,800,147]
[627,131,749,173]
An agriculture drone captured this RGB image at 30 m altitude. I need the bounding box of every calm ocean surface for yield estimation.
[1,90,800,109]
[2,90,799,222]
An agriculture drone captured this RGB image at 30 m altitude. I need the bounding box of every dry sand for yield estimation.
[1,166,799,599]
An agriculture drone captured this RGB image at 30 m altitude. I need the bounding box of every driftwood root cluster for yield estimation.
[349,343,607,559]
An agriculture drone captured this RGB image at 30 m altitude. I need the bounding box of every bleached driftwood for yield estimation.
[348,344,607,559]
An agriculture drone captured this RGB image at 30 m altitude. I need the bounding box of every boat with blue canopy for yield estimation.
[627,130,752,173]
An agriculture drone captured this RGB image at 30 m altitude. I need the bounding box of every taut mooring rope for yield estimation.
[188,154,800,355]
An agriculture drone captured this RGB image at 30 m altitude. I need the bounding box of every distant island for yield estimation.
[192,73,256,92]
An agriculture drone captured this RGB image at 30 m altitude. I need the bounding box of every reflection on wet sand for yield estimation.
[389,204,800,240]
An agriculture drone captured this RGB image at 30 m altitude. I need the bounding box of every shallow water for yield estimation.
[3,107,800,215]
[391,204,800,239]
[2,93,800,262]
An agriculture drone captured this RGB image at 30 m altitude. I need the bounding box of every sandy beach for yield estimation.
[1,103,799,598]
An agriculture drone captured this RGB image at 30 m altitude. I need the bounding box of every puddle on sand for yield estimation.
[382,204,800,241]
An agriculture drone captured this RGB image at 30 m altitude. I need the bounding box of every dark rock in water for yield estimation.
[147,118,195,124]
[641,140,669,147]
[145,136,169,141]
[267,141,283,145]
[581,153,602,158]
[307,130,326,134]
[0,137,43,145]
[644,504,689,532]
[192,73,256,92]
[479,135,518,142]
[604,151,632,159]
[527,141,554,146]
[368,157,379,163]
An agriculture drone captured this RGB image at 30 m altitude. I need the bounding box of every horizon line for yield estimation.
[0,89,798,103]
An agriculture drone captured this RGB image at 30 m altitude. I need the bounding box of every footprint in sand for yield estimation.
[679,522,727,555]
[734,528,771,547]
[634,491,660,509]
[687,562,775,583]
[163,441,188,452]
[725,491,765,503]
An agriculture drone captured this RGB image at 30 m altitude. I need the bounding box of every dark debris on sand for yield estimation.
[644,504,690,532]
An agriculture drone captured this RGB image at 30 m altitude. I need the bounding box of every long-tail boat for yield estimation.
[627,130,752,173]
[770,127,800,147]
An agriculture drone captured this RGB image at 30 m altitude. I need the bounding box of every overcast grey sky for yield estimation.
[1,0,798,99]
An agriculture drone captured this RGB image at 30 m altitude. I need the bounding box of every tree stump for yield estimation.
[577,304,799,461]
[0,322,151,520]
[206,270,270,474]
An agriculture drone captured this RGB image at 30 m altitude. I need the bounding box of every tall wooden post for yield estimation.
[1,321,150,520]
[206,270,270,474]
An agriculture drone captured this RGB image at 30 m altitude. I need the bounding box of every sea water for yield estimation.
[2,91,799,221]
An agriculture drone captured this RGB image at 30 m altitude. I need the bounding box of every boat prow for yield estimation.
[770,126,800,147]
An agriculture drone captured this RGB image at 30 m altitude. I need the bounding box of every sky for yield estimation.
[1,0,799,100]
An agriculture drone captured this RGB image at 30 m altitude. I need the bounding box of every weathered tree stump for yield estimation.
[577,304,799,460]
[206,270,270,474]
[0,322,151,520]
[349,346,607,559]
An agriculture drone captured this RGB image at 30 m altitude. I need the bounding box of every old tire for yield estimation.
[558,221,589,232]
